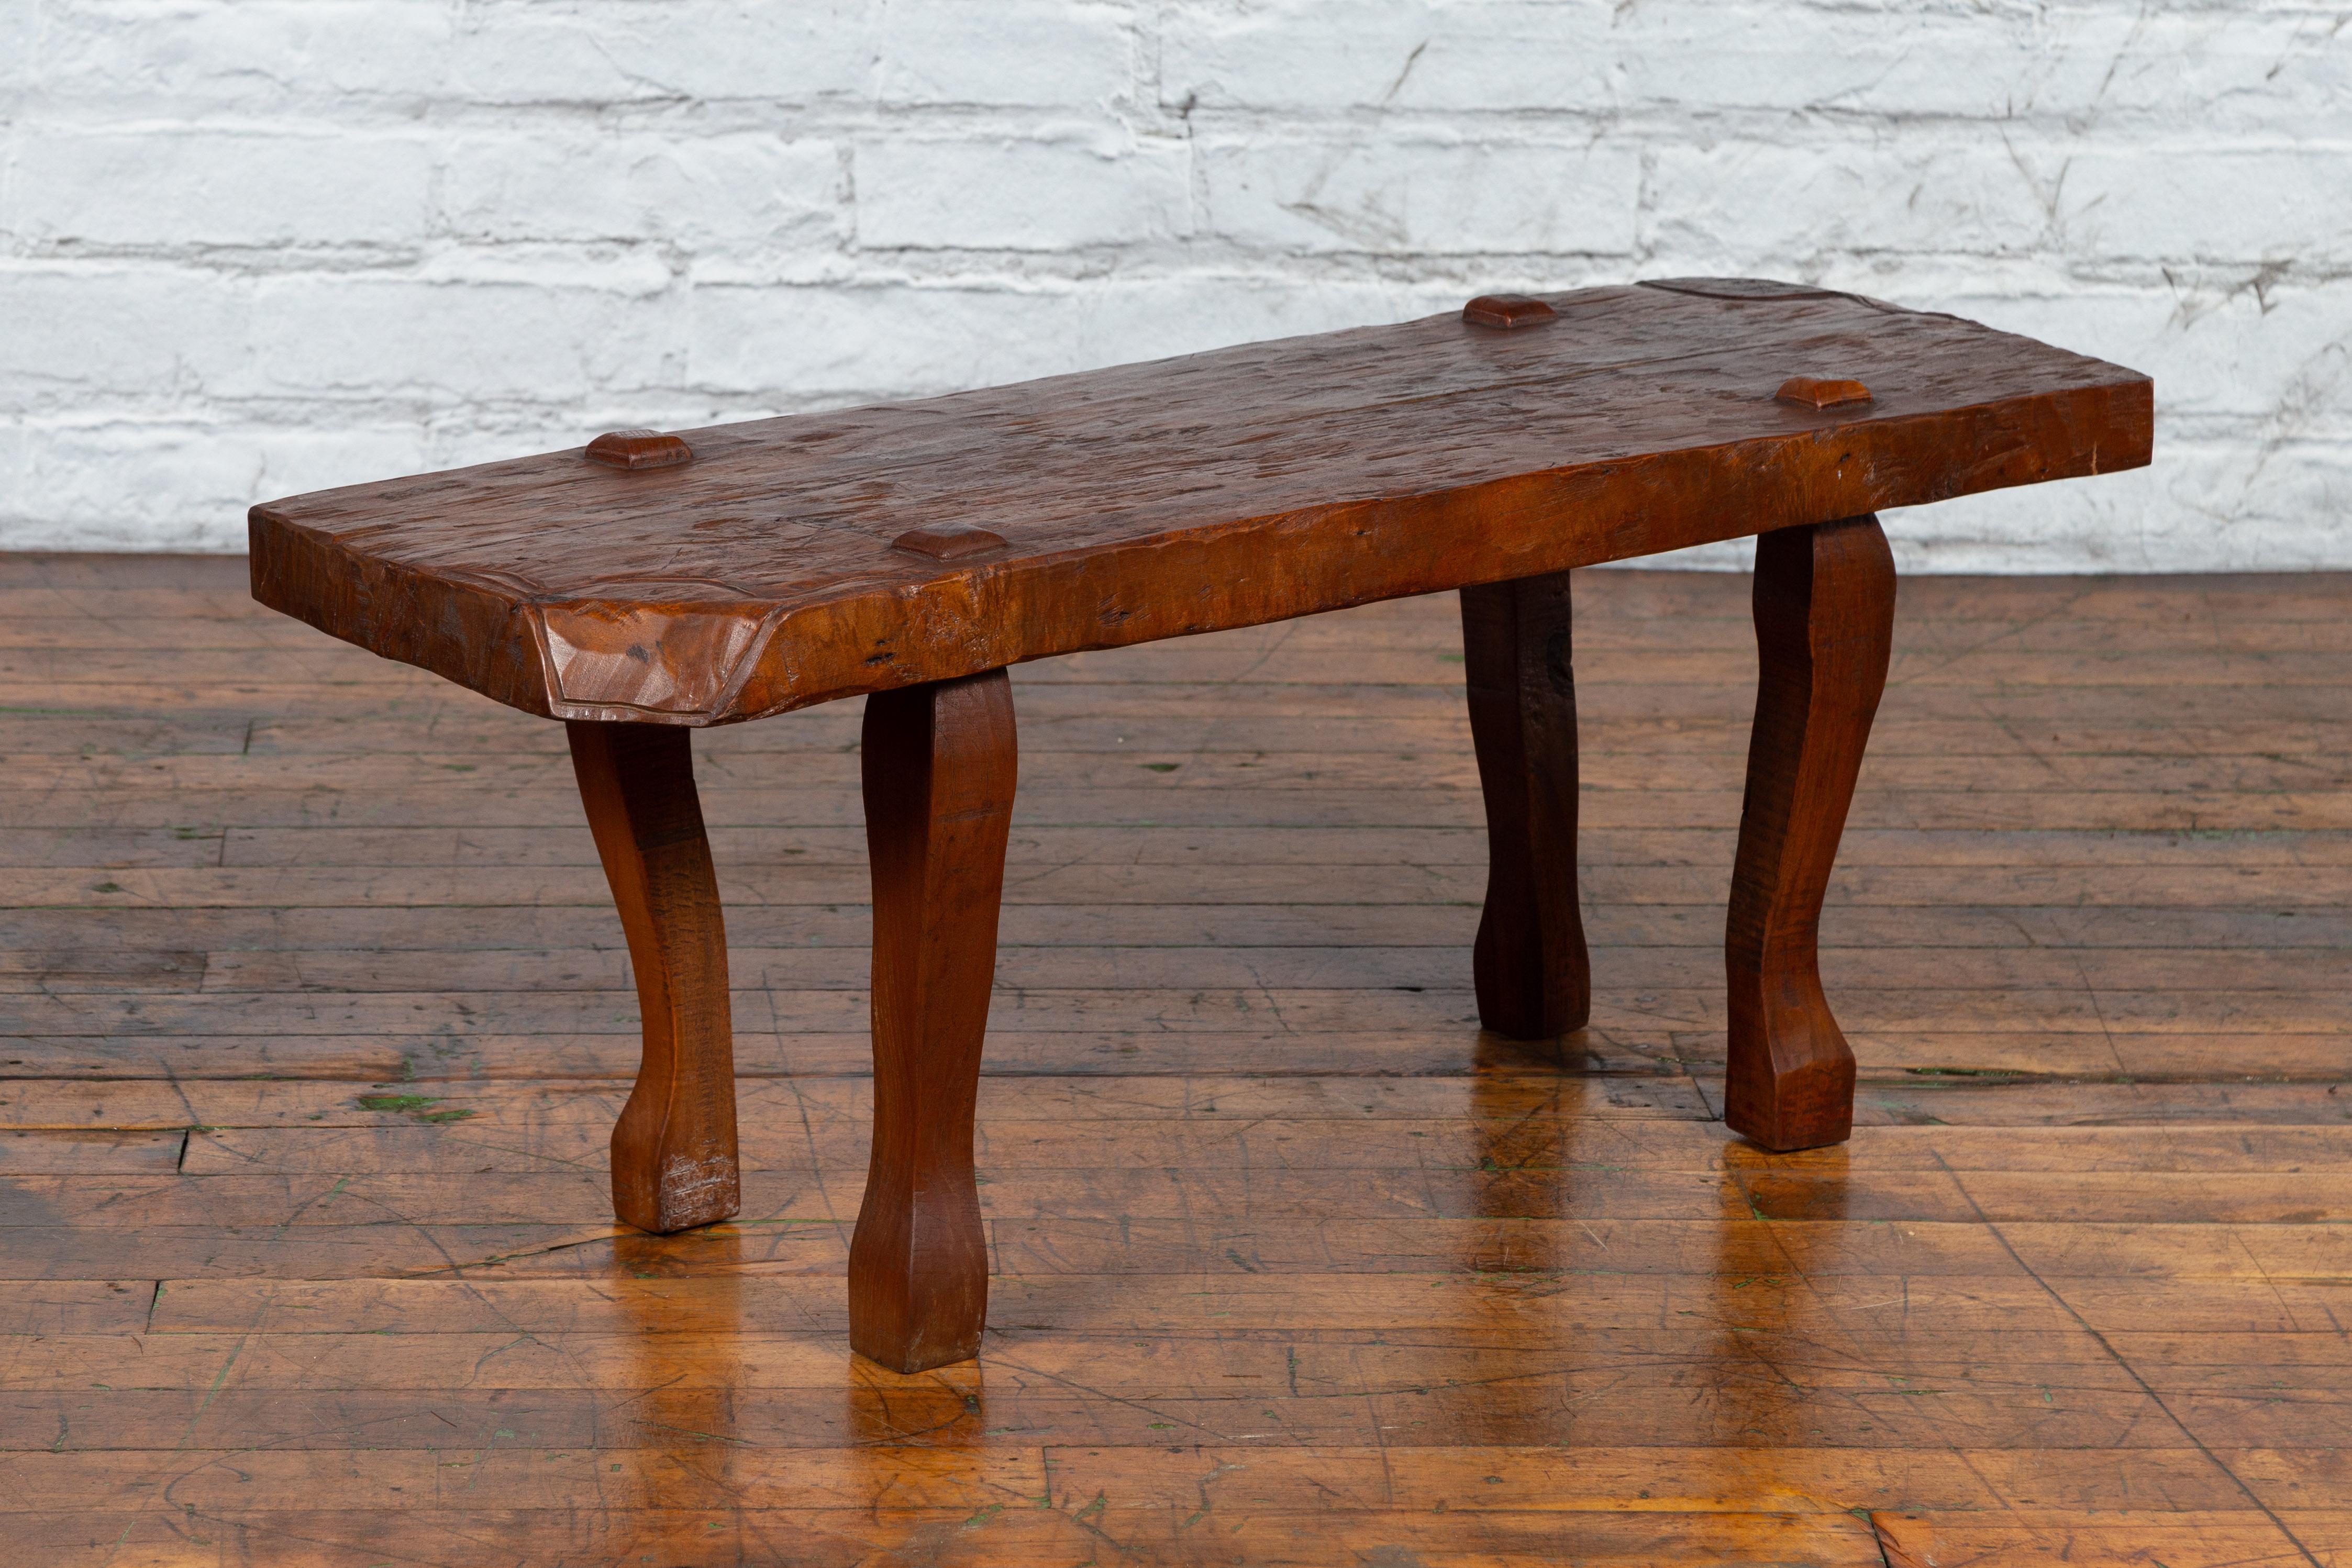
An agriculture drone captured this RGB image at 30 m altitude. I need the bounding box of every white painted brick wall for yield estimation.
[2,0,2347,569]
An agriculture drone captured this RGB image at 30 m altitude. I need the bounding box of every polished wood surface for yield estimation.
[565,720,739,1232]
[852,670,1018,1373]
[7,553,2349,1563]
[1725,516,1899,1151]
[248,282,2150,726]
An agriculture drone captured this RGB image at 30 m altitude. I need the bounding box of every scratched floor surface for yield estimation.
[3,553,2350,1566]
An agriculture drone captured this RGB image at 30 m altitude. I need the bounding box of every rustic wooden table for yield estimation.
[251,278,2151,1371]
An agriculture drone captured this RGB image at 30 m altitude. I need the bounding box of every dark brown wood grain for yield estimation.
[565,720,740,1231]
[848,668,1018,1373]
[1460,571,1591,1040]
[1723,516,1898,1151]
[248,282,2150,728]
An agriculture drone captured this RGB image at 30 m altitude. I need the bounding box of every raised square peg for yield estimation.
[586,429,694,470]
[1774,376,1873,410]
[1462,294,1558,330]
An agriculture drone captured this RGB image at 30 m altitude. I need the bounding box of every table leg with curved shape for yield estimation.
[567,720,741,1233]
[1725,515,1896,1152]
[850,668,1018,1373]
[1461,570,1591,1040]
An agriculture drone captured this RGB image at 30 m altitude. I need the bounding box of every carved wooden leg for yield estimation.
[850,669,1017,1373]
[566,721,740,1233]
[1725,516,1896,1151]
[1461,570,1591,1040]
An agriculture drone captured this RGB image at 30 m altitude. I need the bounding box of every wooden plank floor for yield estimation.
[2,553,2349,1567]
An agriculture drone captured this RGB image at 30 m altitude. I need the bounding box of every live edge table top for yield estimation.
[249,279,2151,728]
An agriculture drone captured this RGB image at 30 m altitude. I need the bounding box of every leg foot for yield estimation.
[568,721,740,1233]
[1725,516,1896,1151]
[850,670,1017,1373]
[1461,571,1590,1040]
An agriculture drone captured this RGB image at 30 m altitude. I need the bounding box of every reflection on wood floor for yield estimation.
[3,553,2349,1566]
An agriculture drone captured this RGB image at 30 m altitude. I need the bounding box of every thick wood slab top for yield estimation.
[250,279,2151,726]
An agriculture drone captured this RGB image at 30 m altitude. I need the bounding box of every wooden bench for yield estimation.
[250,279,2152,1371]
